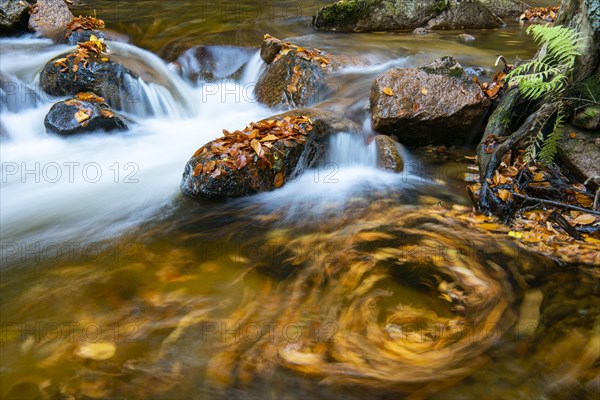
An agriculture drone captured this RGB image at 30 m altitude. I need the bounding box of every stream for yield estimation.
[1,1,598,399]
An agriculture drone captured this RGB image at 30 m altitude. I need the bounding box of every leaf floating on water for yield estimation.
[75,342,116,360]
[74,109,90,123]
[382,87,394,96]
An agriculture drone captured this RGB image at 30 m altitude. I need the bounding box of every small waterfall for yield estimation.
[327,132,377,167]
[240,51,266,86]
[107,41,197,118]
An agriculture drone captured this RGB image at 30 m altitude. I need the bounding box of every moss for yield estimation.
[434,0,450,14]
[318,0,380,28]
[580,73,600,101]
[449,67,464,77]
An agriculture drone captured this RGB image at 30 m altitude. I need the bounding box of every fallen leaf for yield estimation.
[251,139,262,157]
[260,134,279,142]
[573,214,596,225]
[497,189,512,202]
[274,172,284,188]
[76,342,116,360]
[421,87,428,95]
[74,109,90,123]
[383,87,394,96]
[569,132,577,139]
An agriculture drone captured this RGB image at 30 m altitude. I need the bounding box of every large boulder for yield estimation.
[0,0,32,35]
[370,56,490,147]
[558,127,600,184]
[44,93,128,136]
[572,106,600,131]
[374,135,404,172]
[312,0,503,32]
[181,109,360,199]
[174,45,256,83]
[40,51,134,110]
[28,0,73,37]
[254,36,334,109]
[426,0,503,29]
[479,0,529,18]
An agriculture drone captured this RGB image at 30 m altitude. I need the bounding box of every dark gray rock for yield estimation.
[175,45,256,83]
[0,0,32,35]
[44,96,128,136]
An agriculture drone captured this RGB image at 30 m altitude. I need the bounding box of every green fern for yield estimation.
[505,25,583,166]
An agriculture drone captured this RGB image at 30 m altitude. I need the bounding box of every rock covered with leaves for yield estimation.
[370,56,490,147]
[44,92,128,136]
[40,35,134,109]
[254,35,333,109]
[181,109,360,199]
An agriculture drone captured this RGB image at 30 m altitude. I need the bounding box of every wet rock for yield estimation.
[427,0,503,30]
[412,27,430,35]
[572,106,600,131]
[374,135,404,172]
[370,56,490,147]
[313,0,439,32]
[558,131,600,184]
[40,55,134,110]
[260,35,283,64]
[313,0,503,32]
[479,0,529,18]
[44,95,127,136]
[28,0,74,37]
[254,38,334,109]
[175,45,256,83]
[181,108,360,199]
[0,0,32,35]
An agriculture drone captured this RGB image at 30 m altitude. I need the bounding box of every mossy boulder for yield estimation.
[181,109,360,199]
[313,0,503,32]
[370,56,490,147]
[572,106,600,131]
[479,0,529,18]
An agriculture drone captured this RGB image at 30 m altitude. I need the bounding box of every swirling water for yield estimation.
[1,1,598,399]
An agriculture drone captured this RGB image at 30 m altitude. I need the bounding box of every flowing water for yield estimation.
[1,1,598,399]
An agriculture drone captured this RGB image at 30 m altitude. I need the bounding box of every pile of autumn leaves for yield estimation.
[53,16,108,75]
[191,116,313,186]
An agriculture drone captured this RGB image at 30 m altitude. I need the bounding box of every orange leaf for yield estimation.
[382,87,394,96]
[251,139,262,157]
[274,172,284,188]
[260,134,279,142]
[497,189,512,202]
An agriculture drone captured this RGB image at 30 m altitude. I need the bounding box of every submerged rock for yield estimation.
[28,0,74,37]
[44,94,128,136]
[370,56,490,147]
[427,0,503,29]
[373,135,404,172]
[313,0,503,32]
[0,0,32,35]
[181,109,360,199]
[174,45,256,83]
[254,36,334,109]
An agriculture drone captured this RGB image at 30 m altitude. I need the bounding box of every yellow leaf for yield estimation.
[497,189,512,202]
[533,172,544,182]
[74,109,90,123]
[421,87,428,95]
[260,134,279,142]
[251,139,262,156]
[508,231,523,239]
[573,214,596,225]
[382,87,394,96]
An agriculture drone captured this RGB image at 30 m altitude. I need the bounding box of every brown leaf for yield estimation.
[251,139,262,157]
[498,189,512,202]
[274,172,284,188]
[573,214,596,225]
[260,134,279,142]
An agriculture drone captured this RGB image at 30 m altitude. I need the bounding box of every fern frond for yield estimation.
[538,102,566,166]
